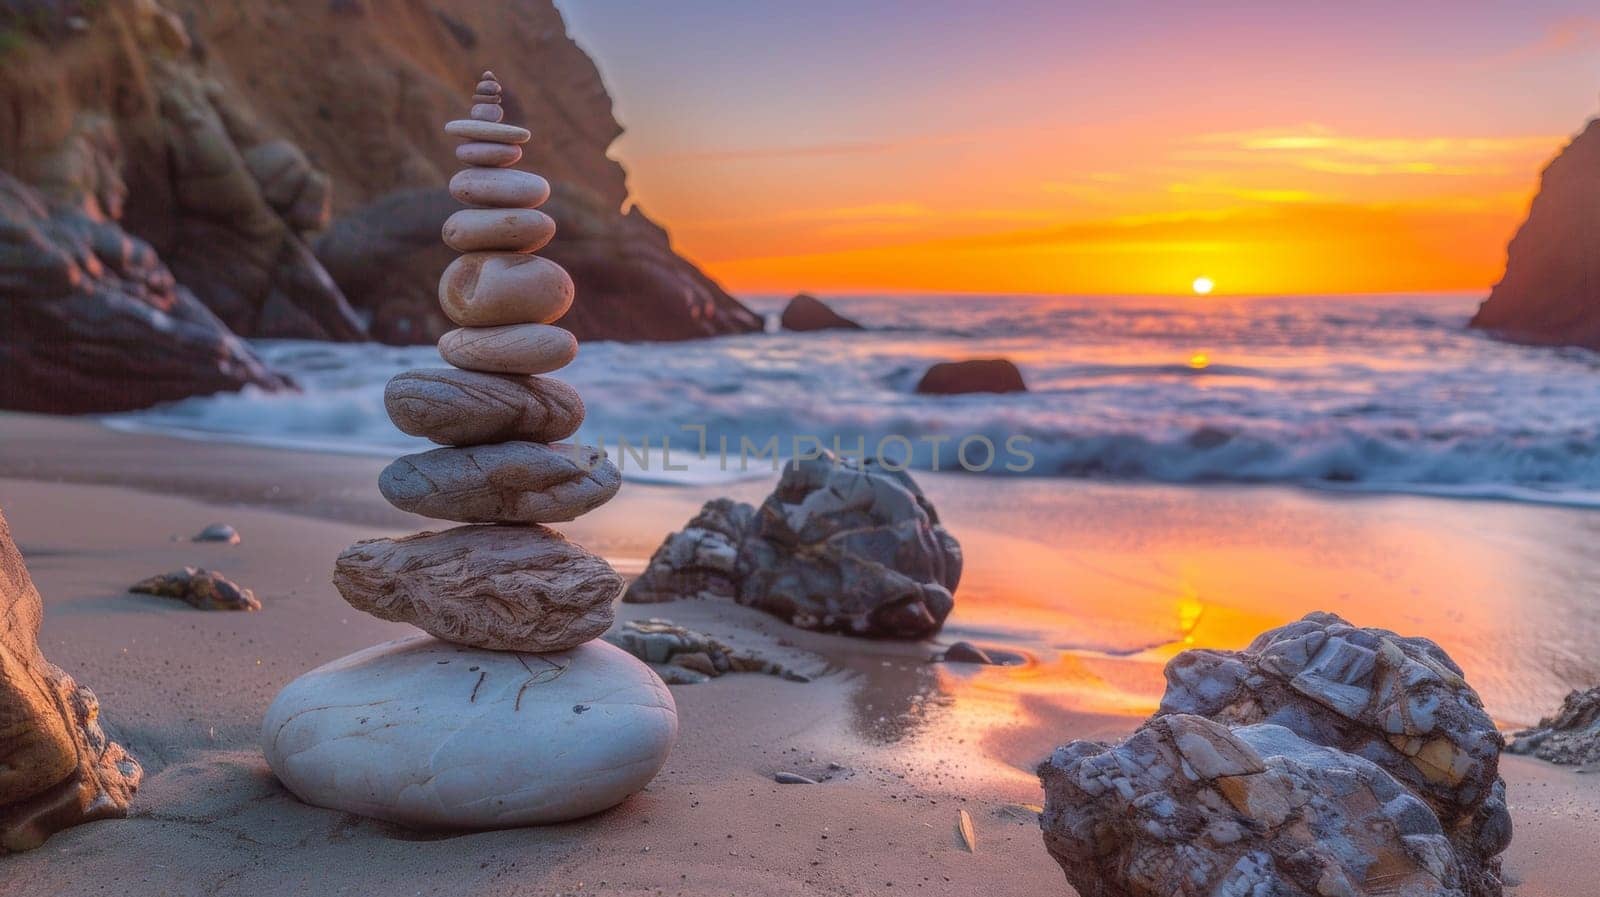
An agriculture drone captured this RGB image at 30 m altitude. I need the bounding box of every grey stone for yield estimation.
[603,618,808,683]
[191,523,240,544]
[334,525,621,653]
[378,441,620,524]
[624,453,961,639]
[1508,686,1600,766]
[384,368,584,446]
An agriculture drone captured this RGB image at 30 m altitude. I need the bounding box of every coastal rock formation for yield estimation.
[1470,120,1600,349]
[0,506,142,852]
[265,76,674,830]
[626,453,962,639]
[263,636,676,829]
[335,526,621,653]
[1039,714,1468,897]
[915,359,1028,395]
[1508,687,1600,765]
[780,293,863,331]
[129,567,260,611]
[1039,613,1510,897]
[0,172,287,414]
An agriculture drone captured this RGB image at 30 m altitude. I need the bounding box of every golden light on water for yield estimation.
[1191,276,1216,296]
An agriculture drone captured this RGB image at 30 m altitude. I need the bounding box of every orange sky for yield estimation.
[560,3,1600,296]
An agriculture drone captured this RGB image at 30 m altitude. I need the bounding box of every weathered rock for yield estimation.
[439,251,574,327]
[449,169,551,208]
[1508,686,1600,765]
[314,185,762,345]
[437,323,577,375]
[780,293,862,331]
[384,368,584,446]
[334,525,620,653]
[0,505,141,852]
[262,635,677,829]
[1039,714,1468,897]
[379,442,621,524]
[191,523,240,544]
[625,453,961,639]
[0,172,288,414]
[441,208,556,253]
[129,567,260,611]
[603,619,809,683]
[1470,119,1600,350]
[915,359,1027,395]
[1157,612,1509,897]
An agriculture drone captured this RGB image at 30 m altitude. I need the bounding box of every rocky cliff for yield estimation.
[0,0,759,412]
[1471,119,1600,350]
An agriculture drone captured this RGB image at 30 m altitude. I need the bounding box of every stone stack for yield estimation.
[260,73,677,831]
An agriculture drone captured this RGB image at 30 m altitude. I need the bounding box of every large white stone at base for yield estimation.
[261,635,677,828]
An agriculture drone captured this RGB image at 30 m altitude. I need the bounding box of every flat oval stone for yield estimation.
[439,253,573,326]
[444,119,530,145]
[456,141,522,167]
[442,208,556,253]
[384,368,584,445]
[469,103,503,123]
[379,442,621,523]
[262,635,677,829]
[449,169,551,208]
[476,79,501,96]
[334,525,621,652]
[438,324,577,375]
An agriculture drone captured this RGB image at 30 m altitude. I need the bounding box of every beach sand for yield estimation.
[1,413,1597,896]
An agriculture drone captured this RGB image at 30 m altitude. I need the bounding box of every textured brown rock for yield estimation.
[0,505,142,852]
[437,323,577,375]
[379,442,621,524]
[1471,119,1600,349]
[780,293,863,331]
[915,359,1028,395]
[384,368,584,445]
[625,453,962,639]
[333,525,621,652]
[128,567,260,611]
[0,171,289,414]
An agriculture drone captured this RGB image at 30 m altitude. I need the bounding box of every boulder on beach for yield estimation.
[1508,686,1600,766]
[625,452,962,639]
[915,359,1028,395]
[1038,612,1510,897]
[0,505,142,852]
[780,293,863,331]
[1470,119,1600,350]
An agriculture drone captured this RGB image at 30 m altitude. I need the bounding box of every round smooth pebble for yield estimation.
[443,208,555,253]
[456,142,522,167]
[262,635,677,829]
[476,79,501,96]
[439,253,573,326]
[438,323,577,375]
[470,104,503,123]
[445,120,530,144]
[384,368,585,446]
[449,169,550,208]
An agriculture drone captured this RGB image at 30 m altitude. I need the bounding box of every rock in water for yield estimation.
[1039,714,1468,897]
[378,442,620,524]
[1508,686,1600,765]
[1470,119,1600,350]
[384,368,585,446]
[625,453,961,639]
[0,505,141,852]
[914,359,1028,395]
[261,635,676,829]
[780,293,863,331]
[334,526,621,653]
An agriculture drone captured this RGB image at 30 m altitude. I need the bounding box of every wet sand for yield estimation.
[1,413,1597,896]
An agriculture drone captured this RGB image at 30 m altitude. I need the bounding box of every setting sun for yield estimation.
[1192,277,1215,296]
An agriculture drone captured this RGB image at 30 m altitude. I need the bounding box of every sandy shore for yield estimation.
[1,413,1598,896]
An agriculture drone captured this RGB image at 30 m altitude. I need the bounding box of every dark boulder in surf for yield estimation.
[915,359,1027,395]
[1470,119,1600,350]
[780,293,863,331]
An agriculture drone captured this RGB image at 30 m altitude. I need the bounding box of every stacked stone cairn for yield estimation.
[260,73,677,830]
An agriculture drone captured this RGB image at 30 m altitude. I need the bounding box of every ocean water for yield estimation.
[110,293,1600,506]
